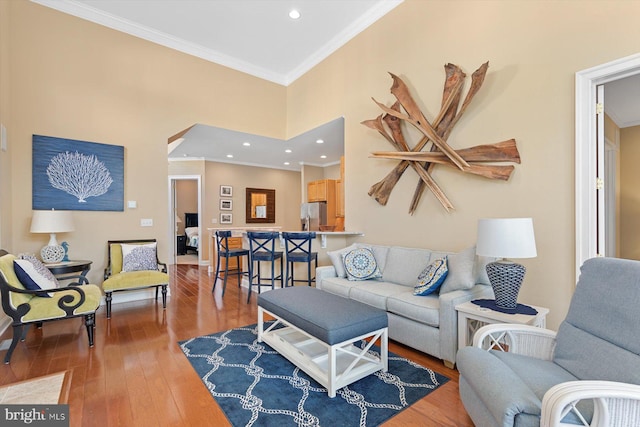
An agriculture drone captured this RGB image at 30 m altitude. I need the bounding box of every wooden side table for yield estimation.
[45,260,92,285]
[456,300,549,350]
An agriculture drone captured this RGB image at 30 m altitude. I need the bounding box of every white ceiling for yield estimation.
[168,117,345,171]
[604,73,640,129]
[33,0,402,86]
[33,0,402,170]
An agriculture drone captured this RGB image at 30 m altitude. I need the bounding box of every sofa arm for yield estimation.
[473,324,557,360]
[438,284,494,364]
[315,266,337,290]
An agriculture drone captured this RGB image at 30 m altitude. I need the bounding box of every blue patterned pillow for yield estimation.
[414,257,448,296]
[14,255,59,297]
[342,247,382,281]
[122,243,158,272]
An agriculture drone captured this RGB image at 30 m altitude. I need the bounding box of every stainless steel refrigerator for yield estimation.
[300,202,327,231]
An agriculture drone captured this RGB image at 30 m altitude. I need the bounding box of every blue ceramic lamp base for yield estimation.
[485,260,526,310]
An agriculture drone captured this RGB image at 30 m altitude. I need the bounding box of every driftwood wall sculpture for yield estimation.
[363,62,520,214]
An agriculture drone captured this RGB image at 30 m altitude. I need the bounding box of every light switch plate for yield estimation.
[141,218,153,227]
[127,200,137,209]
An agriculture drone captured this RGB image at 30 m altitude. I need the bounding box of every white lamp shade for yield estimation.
[30,210,75,233]
[476,218,537,259]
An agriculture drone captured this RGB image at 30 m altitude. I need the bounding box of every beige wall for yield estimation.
[3,0,640,330]
[2,1,286,285]
[287,0,640,329]
[620,125,640,259]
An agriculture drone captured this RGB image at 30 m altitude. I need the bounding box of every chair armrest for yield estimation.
[158,262,167,273]
[104,266,112,280]
[315,266,337,290]
[541,381,640,427]
[473,324,557,360]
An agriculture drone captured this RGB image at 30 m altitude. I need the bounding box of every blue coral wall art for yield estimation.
[32,135,124,211]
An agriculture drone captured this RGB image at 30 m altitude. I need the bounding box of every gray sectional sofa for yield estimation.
[316,243,494,367]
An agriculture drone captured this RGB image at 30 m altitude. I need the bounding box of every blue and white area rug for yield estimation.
[179,323,449,427]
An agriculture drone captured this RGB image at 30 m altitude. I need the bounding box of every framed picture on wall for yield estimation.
[220,213,233,224]
[220,199,232,210]
[220,185,233,197]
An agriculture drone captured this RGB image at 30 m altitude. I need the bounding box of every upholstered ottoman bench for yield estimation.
[257,286,388,397]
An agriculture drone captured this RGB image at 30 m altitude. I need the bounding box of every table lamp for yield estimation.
[476,218,537,310]
[30,209,75,263]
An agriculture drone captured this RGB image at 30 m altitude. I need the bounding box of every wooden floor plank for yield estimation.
[0,264,474,426]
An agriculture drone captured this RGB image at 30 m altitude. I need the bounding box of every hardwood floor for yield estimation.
[0,265,474,426]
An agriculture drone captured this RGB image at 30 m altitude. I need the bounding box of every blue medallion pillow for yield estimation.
[14,254,59,297]
[342,247,382,281]
[414,256,448,296]
[122,243,158,272]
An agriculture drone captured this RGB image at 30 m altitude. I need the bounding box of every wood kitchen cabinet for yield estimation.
[307,179,335,203]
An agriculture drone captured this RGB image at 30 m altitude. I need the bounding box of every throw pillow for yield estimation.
[414,257,448,296]
[327,244,358,278]
[13,255,59,297]
[440,245,476,294]
[121,243,158,272]
[342,247,382,281]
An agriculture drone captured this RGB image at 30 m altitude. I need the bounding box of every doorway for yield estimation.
[575,53,640,277]
[168,175,202,266]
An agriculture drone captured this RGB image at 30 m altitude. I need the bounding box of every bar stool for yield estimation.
[283,232,317,287]
[212,230,249,297]
[246,231,283,303]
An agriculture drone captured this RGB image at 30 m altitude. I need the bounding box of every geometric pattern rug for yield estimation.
[179,323,449,427]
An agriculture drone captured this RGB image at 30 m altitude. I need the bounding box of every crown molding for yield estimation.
[32,0,403,86]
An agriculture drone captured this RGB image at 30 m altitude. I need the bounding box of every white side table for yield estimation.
[456,301,549,350]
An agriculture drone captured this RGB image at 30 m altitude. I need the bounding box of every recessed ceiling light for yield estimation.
[321,155,327,159]
[316,139,324,144]
[284,162,290,165]
[243,142,251,146]
[289,9,301,19]
[226,154,233,158]
[183,153,188,157]
[285,149,292,153]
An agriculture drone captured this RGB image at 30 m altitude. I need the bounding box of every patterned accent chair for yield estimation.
[0,250,101,363]
[457,257,640,427]
[102,239,169,318]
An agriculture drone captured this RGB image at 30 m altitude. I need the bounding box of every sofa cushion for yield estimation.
[440,246,476,294]
[382,247,431,287]
[359,244,390,273]
[327,244,358,278]
[319,277,359,298]
[414,256,448,296]
[387,291,440,327]
[349,281,408,310]
[342,247,382,281]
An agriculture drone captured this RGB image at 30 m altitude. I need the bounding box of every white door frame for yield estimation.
[168,175,202,265]
[575,53,640,277]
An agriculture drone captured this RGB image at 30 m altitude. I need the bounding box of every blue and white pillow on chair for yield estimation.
[122,243,158,272]
[414,256,448,296]
[342,247,382,281]
[14,254,59,297]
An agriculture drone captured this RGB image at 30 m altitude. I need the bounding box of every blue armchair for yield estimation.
[457,257,640,427]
